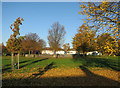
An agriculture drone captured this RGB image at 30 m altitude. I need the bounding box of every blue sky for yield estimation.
[2,2,87,48]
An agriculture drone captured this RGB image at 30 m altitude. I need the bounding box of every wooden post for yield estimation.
[11,52,14,70]
[18,53,19,69]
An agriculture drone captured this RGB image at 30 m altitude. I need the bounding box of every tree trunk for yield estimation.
[29,50,30,55]
[18,53,19,69]
[54,51,58,58]
[38,51,40,56]
[83,50,85,56]
[24,53,25,57]
[11,52,14,70]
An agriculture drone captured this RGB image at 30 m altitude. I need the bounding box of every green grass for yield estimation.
[2,56,120,73]
[2,56,120,86]
[73,56,120,70]
[2,56,80,73]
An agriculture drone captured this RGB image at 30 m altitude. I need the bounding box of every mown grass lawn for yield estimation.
[2,56,120,86]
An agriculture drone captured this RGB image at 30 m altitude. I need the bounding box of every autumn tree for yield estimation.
[63,43,70,54]
[79,2,119,54]
[48,22,66,54]
[22,33,39,55]
[79,2,119,36]
[1,43,6,56]
[36,39,46,54]
[97,33,118,56]
[22,33,46,55]
[117,40,120,56]
[72,24,96,54]
[6,17,24,70]
[1,43,10,56]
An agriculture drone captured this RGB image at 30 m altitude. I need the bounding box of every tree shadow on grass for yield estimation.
[19,58,48,69]
[2,67,12,73]
[78,65,119,86]
[28,62,56,79]
[2,65,119,86]
[73,56,120,71]
[2,60,32,73]
[4,60,32,67]
[2,58,48,73]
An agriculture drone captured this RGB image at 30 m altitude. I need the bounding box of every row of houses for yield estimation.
[42,49,76,55]
[41,47,102,56]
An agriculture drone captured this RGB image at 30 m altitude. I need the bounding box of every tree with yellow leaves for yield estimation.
[97,33,118,56]
[79,2,119,55]
[79,2,119,36]
[6,17,24,70]
[117,40,120,55]
[72,24,96,54]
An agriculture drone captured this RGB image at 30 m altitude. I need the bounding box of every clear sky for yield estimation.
[2,2,87,48]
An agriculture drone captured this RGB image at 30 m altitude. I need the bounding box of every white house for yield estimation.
[41,48,77,55]
[66,49,77,54]
[86,51,93,55]
[41,48,102,56]
[41,47,65,55]
[86,51,102,56]
[42,50,54,55]
[56,51,64,54]
[67,51,77,54]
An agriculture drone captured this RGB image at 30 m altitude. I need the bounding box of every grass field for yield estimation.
[2,56,120,86]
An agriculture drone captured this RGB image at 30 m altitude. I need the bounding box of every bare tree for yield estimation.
[48,22,66,54]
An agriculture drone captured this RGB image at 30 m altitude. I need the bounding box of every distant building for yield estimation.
[42,47,54,55]
[41,47,65,55]
[41,47,77,55]
[86,51,93,55]
[67,48,77,54]
[41,47,102,56]
[56,51,64,54]
[86,51,102,56]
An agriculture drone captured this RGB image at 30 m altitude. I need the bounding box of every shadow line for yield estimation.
[73,56,120,71]
[2,60,32,73]
[2,58,49,73]
[79,65,119,86]
[29,62,56,79]
[19,58,48,69]
[2,65,120,86]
